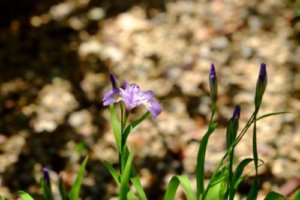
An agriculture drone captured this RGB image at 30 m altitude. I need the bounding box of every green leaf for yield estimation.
[0,195,4,200]
[256,111,290,122]
[120,153,134,200]
[69,156,88,200]
[131,176,148,200]
[122,112,150,148]
[247,178,259,200]
[40,178,54,200]
[229,158,253,199]
[110,104,122,153]
[103,161,120,186]
[18,191,34,200]
[164,175,196,200]
[264,191,285,200]
[293,189,300,200]
[205,168,227,200]
[127,191,139,200]
[196,123,217,198]
[58,175,69,200]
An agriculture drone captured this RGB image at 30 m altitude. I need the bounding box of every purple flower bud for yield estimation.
[209,64,218,111]
[209,64,217,83]
[232,105,241,121]
[109,73,118,89]
[226,105,240,149]
[43,167,51,186]
[258,63,267,83]
[255,63,267,109]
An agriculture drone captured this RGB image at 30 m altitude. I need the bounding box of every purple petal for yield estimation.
[102,88,121,106]
[141,91,154,99]
[120,82,142,110]
[146,100,162,117]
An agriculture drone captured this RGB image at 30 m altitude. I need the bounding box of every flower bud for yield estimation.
[109,73,118,89]
[209,64,218,111]
[226,105,240,149]
[254,63,267,110]
[43,167,51,186]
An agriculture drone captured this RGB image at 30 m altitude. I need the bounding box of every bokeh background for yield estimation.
[0,0,299,199]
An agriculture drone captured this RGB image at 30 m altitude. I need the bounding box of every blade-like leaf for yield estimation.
[122,112,149,148]
[127,191,138,200]
[58,175,69,200]
[205,168,228,200]
[164,175,196,200]
[247,178,258,200]
[110,104,121,153]
[40,178,54,200]
[103,161,120,186]
[131,176,148,200]
[18,191,34,200]
[293,189,300,200]
[256,111,290,122]
[232,158,254,188]
[264,191,285,200]
[196,123,217,198]
[120,153,134,200]
[69,156,88,200]
[0,195,4,200]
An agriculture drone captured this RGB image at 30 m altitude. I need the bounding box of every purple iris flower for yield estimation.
[102,74,162,117]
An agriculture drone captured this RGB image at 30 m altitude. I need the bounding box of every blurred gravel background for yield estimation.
[0,0,299,199]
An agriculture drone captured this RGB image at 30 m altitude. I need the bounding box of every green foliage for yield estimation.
[264,191,285,200]
[164,175,196,200]
[104,161,120,185]
[120,153,133,200]
[69,156,88,200]
[58,175,69,200]
[110,104,122,153]
[131,176,148,200]
[40,177,53,200]
[293,189,300,200]
[18,191,34,200]
[196,123,217,199]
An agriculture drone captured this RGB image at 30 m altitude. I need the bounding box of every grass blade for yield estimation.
[247,178,258,200]
[120,153,134,200]
[110,104,121,153]
[58,175,69,200]
[205,169,227,200]
[127,191,139,200]
[40,178,54,200]
[18,191,34,200]
[264,191,285,200]
[293,189,300,200]
[196,123,217,198]
[164,175,196,200]
[103,161,120,186]
[131,176,148,200]
[256,111,290,122]
[69,156,88,200]
[229,158,253,199]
